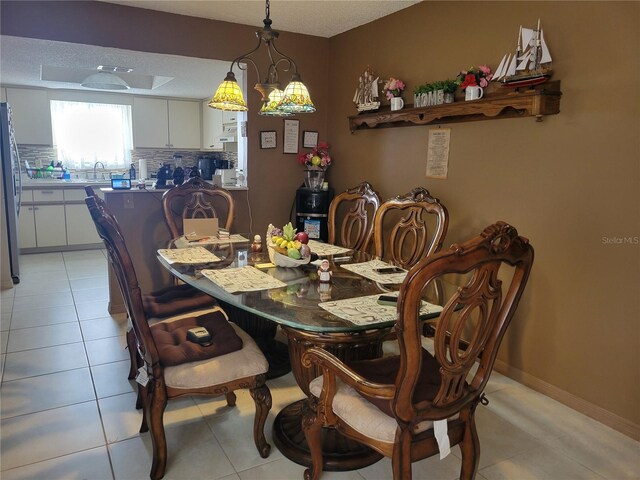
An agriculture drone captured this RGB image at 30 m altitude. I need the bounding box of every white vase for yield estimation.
[390,97,404,111]
[304,169,325,191]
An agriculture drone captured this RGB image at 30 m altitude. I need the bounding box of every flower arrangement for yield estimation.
[297,141,332,170]
[382,77,406,99]
[456,65,493,91]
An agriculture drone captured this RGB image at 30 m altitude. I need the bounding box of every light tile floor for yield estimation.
[1,250,638,479]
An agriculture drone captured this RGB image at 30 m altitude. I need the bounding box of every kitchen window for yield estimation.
[50,100,133,169]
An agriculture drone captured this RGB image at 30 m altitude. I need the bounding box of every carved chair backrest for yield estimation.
[84,186,159,368]
[394,222,534,423]
[162,176,235,238]
[328,182,381,251]
[373,187,449,269]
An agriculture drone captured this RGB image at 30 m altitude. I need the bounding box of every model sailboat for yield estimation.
[493,19,553,88]
[353,67,381,112]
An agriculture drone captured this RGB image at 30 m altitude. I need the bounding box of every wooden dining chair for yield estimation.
[162,176,235,238]
[84,186,218,380]
[328,181,381,252]
[85,191,271,480]
[302,222,534,480]
[373,187,449,270]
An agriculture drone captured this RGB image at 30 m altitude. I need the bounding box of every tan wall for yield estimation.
[0,0,330,235]
[327,1,640,429]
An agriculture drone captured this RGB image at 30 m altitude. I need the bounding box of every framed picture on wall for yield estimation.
[303,131,319,148]
[283,119,300,154]
[260,131,277,149]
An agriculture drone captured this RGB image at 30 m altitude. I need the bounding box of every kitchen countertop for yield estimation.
[21,178,111,188]
[100,185,248,193]
[22,178,248,191]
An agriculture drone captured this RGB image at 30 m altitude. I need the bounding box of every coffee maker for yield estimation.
[198,155,229,180]
[154,164,172,189]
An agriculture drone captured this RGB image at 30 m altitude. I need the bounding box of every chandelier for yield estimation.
[208,0,316,115]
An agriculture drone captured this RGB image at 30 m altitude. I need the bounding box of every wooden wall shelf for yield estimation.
[348,80,562,133]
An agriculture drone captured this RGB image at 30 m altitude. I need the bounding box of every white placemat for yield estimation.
[307,240,352,256]
[319,292,442,326]
[174,234,249,249]
[158,247,221,265]
[340,259,408,284]
[201,266,286,293]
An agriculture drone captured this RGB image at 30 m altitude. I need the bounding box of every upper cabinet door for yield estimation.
[5,88,53,145]
[168,100,200,149]
[201,100,224,151]
[132,97,169,148]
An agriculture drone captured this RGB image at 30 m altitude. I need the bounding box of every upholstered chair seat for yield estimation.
[158,321,269,389]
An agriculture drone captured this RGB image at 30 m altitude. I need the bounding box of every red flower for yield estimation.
[460,74,478,89]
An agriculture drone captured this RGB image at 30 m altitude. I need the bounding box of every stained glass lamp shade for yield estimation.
[209,72,248,111]
[278,75,316,114]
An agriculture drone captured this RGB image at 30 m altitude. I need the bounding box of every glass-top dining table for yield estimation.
[157,237,445,471]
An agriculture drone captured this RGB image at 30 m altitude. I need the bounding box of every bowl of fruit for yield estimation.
[267,222,312,267]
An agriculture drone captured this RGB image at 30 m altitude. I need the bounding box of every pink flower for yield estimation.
[383,77,406,99]
[456,65,493,91]
[297,142,332,169]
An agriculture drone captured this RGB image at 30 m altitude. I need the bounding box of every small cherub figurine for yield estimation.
[318,259,332,283]
[251,234,262,253]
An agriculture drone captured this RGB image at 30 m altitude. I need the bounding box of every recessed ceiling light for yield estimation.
[81,71,130,90]
[98,65,134,73]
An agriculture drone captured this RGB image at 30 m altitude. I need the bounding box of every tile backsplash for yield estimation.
[17,145,237,177]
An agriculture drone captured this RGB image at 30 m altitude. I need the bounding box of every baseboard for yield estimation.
[494,359,640,441]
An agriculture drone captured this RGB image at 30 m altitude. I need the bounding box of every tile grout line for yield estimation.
[66,250,118,480]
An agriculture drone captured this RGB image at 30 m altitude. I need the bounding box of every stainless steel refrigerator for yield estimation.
[1,102,22,284]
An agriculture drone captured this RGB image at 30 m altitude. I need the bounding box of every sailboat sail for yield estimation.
[506,54,518,76]
[493,54,508,80]
[539,31,552,63]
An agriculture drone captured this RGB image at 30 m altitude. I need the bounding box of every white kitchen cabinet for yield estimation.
[5,88,53,145]
[63,188,104,202]
[18,206,37,249]
[65,204,100,245]
[222,111,238,124]
[32,188,64,202]
[168,100,200,149]
[34,204,67,247]
[201,100,224,151]
[133,98,200,149]
[133,98,168,148]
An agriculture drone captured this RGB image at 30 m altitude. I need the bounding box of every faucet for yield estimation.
[93,161,105,180]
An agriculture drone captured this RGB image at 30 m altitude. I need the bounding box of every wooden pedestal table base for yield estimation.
[272,326,390,470]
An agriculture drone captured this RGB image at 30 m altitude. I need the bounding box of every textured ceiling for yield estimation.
[0,1,420,98]
[99,0,421,38]
[0,36,233,100]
